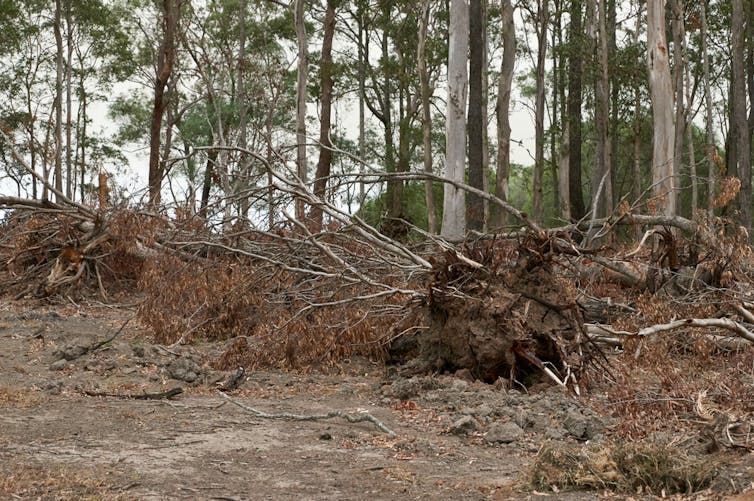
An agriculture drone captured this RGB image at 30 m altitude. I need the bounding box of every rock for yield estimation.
[485,421,524,444]
[166,357,202,383]
[52,343,89,361]
[389,377,422,400]
[49,359,68,371]
[563,409,602,440]
[42,381,63,394]
[450,415,478,435]
[450,379,469,392]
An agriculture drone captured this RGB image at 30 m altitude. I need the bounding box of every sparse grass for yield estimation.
[0,386,41,408]
[528,441,724,495]
[0,464,136,500]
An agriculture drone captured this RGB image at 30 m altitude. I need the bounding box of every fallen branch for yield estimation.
[84,387,183,400]
[585,318,754,345]
[217,390,396,436]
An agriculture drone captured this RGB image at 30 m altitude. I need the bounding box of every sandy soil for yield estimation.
[0,301,749,500]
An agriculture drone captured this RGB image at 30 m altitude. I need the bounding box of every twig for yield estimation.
[217,390,396,436]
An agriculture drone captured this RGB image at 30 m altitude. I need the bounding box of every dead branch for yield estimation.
[84,387,183,400]
[585,318,754,345]
[217,390,396,436]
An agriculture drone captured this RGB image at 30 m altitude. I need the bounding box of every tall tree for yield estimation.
[647,0,676,216]
[294,0,308,221]
[312,0,337,231]
[492,0,515,229]
[442,0,468,239]
[467,0,485,230]
[732,0,751,228]
[567,0,585,219]
[670,0,685,214]
[590,0,612,222]
[418,0,437,233]
[533,0,548,223]
[701,0,715,217]
[54,0,64,199]
[148,0,181,206]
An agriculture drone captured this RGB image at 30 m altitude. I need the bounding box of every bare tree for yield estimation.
[647,0,676,217]
[442,0,469,239]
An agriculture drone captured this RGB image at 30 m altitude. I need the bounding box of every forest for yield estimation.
[1,0,754,499]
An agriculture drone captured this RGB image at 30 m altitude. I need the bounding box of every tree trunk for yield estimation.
[647,0,676,217]
[733,0,751,229]
[441,0,469,239]
[567,0,585,219]
[312,0,336,232]
[554,0,570,222]
[237,0,249,219]
[357,3,366,207]
[590,0,612,223]
[294,0,308,221]
[702,0,714,217]
[670,0,685,215]
[65,0,73,200]
[491,0,515,229]
[54,0,64,200]
[418,0,437,233]
[467,0,485,230]
[148,0,180,207]
[533,0,548,224]
[632,0,642,236]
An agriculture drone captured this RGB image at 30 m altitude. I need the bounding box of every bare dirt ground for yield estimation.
[0,300,751,500]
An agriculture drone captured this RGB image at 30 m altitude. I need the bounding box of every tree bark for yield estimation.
[491,0,515,229]
[441,0,469,239]
[312,0,337,232]
[467,0,485,230]
[567,0,585,219]
[647,0,676,217]
[148,0,180,207]
[294,0,308,221]
[418,0,437,233]
[670,0,685,215]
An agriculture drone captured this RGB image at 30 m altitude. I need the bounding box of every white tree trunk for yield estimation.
[441,0,469,239]
[647,0,676,217]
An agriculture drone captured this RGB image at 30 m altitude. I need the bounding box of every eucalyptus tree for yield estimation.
[647,0,675,217]
[442,0,468,239]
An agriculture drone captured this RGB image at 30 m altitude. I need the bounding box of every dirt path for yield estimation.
[0,302,745,500]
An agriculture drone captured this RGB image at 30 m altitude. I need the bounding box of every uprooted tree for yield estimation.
[2,127,754,404]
